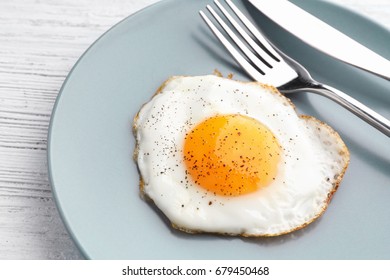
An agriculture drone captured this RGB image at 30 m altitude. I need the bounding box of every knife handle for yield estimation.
[310,84,390,137]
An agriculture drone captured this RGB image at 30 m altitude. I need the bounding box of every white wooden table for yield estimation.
[0,0,389,259]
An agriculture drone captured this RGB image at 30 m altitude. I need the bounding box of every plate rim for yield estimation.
[47,0,171,260]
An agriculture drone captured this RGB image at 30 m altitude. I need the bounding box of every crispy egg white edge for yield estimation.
[133,75,350,237]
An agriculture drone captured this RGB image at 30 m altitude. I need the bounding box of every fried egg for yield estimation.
[133,75,349,236]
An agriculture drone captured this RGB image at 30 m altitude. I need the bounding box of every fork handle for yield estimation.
[309,84,390,137]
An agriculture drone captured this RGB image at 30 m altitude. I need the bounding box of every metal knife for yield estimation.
[248,0,390,80]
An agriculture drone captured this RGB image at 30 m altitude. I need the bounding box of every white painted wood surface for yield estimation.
[0,0,388,259]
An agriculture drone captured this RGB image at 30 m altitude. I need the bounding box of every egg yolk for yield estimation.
[183,114,281,196]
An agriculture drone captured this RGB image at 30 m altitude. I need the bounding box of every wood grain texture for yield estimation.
[0,0,388,259]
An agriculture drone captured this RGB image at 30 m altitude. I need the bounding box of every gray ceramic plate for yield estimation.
[48,0,390,259]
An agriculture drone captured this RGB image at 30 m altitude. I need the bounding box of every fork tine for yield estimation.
[205,5,270,74]
[225,0,281,61]
[213,0,273,67]
[199,10,265,81]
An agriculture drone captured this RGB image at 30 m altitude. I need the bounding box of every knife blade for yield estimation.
[248,0,390,80]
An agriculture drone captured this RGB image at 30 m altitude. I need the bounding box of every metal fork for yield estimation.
[200,0,390,137]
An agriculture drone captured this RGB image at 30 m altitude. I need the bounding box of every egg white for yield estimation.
[134,75,349,236]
